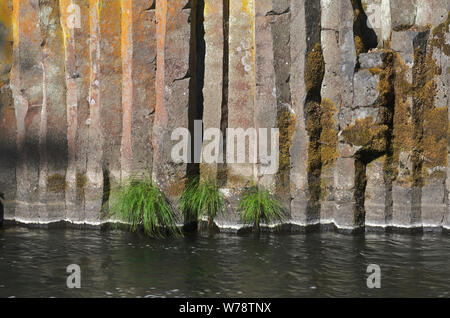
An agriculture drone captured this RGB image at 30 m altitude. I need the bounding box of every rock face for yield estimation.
[0,0,448,231]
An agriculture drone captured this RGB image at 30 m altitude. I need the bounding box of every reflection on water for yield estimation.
[0,226,449,297]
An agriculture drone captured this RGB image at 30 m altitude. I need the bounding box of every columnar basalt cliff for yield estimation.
[0,0,449,232]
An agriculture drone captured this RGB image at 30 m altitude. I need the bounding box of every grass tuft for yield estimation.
[180,177,225,228]
[239,186,284,231]
[108,178,181,237]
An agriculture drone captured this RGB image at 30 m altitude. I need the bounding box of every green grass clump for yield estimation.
[239,186,284,231]
[180,177,225,229]
[109,178,180,237]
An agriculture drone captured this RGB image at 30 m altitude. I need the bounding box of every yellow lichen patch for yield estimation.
[47,174,67,193]
[241,0,253,16]
[320,98,338,170]
[354,35,365,56]
[305,43,325,93]
[342,117,388,153]
[368,67,382,76]
[59,0,72,41]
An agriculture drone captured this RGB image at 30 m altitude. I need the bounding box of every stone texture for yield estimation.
[38,0,68,222]
[333,0,358,229]
[226,0,256,187]
[289,0,309,226]
[359,51,387,69]
[11,0,43,222]
[0,0,15,220]
[152,0,191,209]
[390,0,417,31]
[0,0,448,233]
[200,0,223,181]
[353,69,380,107]
[121,0,156,180]
[365,157,388,227]
[319,0,341,225]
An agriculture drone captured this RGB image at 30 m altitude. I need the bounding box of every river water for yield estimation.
[0,226,449,297]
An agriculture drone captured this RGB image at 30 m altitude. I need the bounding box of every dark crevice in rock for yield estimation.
[101,168,111,214]
[354,159,366,226]
[218,0,229,187]
[145,0,156,11]
[304,0,324,221]
[183,0,192,10]
[351,0,378,57]
[266,7,290,16]
[381,52,397,225]
[173,71,191,83]
[0,192,4,225]
[187,0,205,179]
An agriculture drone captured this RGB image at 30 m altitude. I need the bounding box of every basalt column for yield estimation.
[200,0,223,181]
[290,0,323,227]
[254,0,278,194]
[38,0,68,222]
[214,0,257,228]
[60,0,91,222]
[0,0,16,220]
[388,0,449,229]
[333,0,359,230]
[85,0,122,222]
[152,0,191,210]
[390,30,424,228]
[318,0,340,225]
[11,0,43,222]
[418,3,448,229]
[120,0,156,180]
[226,0,256,186]
[258,0,291,214]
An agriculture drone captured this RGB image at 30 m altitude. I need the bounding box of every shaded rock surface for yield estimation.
[0,0,448,232]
